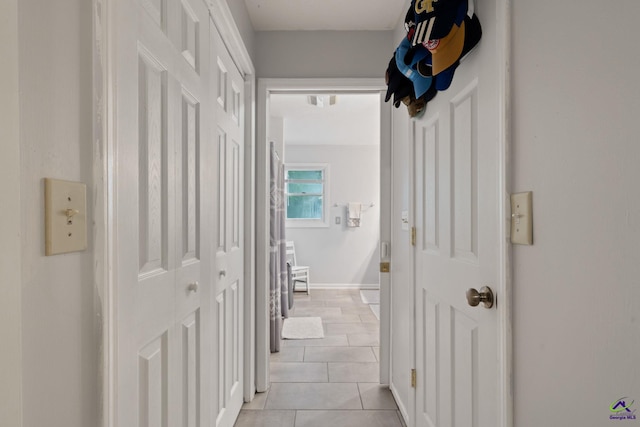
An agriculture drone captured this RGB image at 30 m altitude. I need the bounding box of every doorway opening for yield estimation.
[254,79,392,394]
[271,92,381,283]
[268,91,381,341]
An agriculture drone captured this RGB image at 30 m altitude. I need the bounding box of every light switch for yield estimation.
[401,210,409,231]
[510,191,533,245]
[335,216,341,225]
[45,178,87,255]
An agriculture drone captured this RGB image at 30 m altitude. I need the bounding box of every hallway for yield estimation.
[234,289,405,427]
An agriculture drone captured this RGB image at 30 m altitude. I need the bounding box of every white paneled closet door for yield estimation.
[113,0,241,425]
[209,22,245,427]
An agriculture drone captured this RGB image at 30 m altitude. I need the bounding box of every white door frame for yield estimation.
[408,0,513,425]
[95,1,256,424]
[496,2,513,425]
[255,78,393,391]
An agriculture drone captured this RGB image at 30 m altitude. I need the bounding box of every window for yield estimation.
[285,164,329,227]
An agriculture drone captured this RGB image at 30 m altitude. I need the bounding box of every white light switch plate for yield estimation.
[45,178,87,255]
[510,191,533,245]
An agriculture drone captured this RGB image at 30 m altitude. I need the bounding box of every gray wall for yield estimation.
[18,0,98,426]
[511,0,640,424]
[285,145,380,285]
[255,30,395,78]
[269,116,285,159]
[226,0,256,61]
[0,0,23,425]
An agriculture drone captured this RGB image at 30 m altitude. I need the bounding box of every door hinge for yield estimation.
[380,262,390,273]
[411,227,417,246]
[411,368,417,388]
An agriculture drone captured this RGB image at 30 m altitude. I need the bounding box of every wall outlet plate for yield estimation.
[510,191,533,245]
[45,178,87,255]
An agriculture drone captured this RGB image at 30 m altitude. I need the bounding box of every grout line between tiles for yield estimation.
[262,291,388,422]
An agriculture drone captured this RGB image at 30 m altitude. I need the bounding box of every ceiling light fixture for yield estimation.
[308,95,337,107]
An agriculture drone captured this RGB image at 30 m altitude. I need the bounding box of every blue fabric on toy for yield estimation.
[395,38,433,98]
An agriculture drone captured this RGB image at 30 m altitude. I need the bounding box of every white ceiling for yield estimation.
[270,93,380,146]
[243,0,406,31]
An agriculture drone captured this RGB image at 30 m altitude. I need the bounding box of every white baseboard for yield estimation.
[309,283,380,290]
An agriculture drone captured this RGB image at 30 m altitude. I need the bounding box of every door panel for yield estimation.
[415,91,495,427]
[216,130,227,256]
[180,89,200,263]
[181,311,201,427]
[179,0,201,71]
[137,49,168,277]
[451,84,478,262]
[140,0,167,30]
[210,22,245,427]
[115,0,236,426]
[413,1,501,426]
[420,116,440,255]
[172,1,210,426]
[138,332,169,427]
[212,282,241,425]
[452,308,477,427]
[133,17,177,426]
[421,293,438,427]
[230,140,241,250]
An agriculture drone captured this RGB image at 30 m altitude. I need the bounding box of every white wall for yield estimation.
[269,116,285,159]
[388,28,413,419]
[18,0,98,426]
[285,145,380,285]
[512,1,640,425]
[275,94,381,146]
[255,31,395,78]
[0,0,23,425]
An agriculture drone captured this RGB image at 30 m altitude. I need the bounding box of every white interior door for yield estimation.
[113,0,239,425]
[209,23,245,427]
[412,1,506,426]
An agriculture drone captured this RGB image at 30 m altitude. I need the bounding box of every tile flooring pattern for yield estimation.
[234,289,406,427]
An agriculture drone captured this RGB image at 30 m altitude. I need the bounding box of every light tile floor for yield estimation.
[234,289,406,427]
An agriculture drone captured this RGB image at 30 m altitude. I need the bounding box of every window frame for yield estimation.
[284,163,330,228]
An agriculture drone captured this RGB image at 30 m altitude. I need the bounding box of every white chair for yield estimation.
[285,241,310,295]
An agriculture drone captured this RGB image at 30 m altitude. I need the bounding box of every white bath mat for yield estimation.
[369,304,380,320]
[360,290,380,304]
[282,317,324,340]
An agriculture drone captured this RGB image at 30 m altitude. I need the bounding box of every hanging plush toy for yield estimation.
[384,0,482,116]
